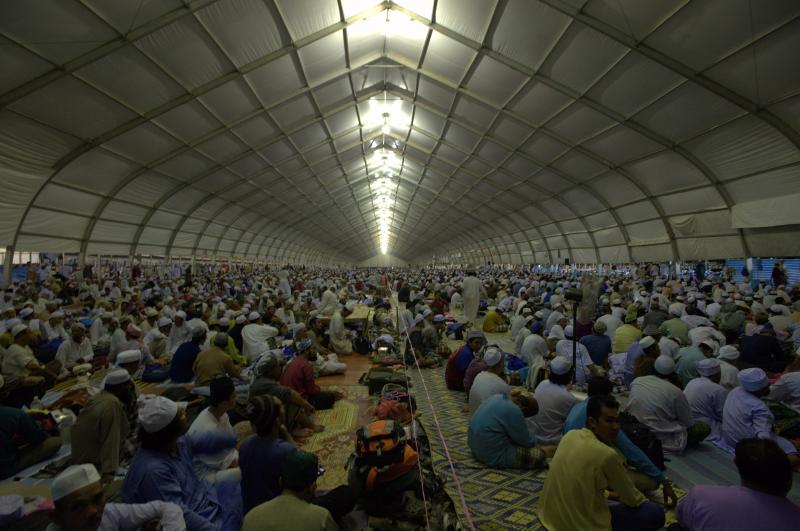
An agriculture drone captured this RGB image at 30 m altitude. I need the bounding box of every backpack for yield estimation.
[355,420,407,468]
[354,334,372,355]
[619,411,666,471]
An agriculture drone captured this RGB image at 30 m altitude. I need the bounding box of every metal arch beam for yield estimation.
[8,4,393,259]
[370,81,606,266]
[377,70,659,264]
[376,83,659,263]
[536,0,800,151]
[377,10,760,261]
[0,0,225,107]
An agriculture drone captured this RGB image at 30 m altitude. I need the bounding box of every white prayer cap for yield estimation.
[521,307,532,315]
[248,311,261,321]
[150,330,165,340]
[145,308,159,317]
[639,336,656,350]
[549,356,572,375]
[769,304,783,314]
[190,323,206,338]
[235,315,247,324]
[51,310,65,318]
[344,301,356,312]
[717,345,740,360]
[51,464,101,501]
[739,368,768,392]
[138,396,179,433]
[103,369,131,387]
[696,358,721,377]
[611,298,621,306]
[564,325,574,338]
[116,349,141,365]
[11,324,28,337]
[654,355,675,375]
[158,317,173,328]
[422,308,433,317]
[375,334,394,346]
[483,347,503,367]
[174,310,187,320]
[534,310,544,319]
[5,318,21,330]
[101,311,113,319]
[433,314,445,323]
[19,308,33,318]
[668,303,682,317]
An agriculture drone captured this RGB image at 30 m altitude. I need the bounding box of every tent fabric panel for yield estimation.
[91,220,139,244]
[99,201,149,225]
[22,208,89,240]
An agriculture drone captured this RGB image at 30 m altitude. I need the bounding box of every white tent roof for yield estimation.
[1,0,799,265]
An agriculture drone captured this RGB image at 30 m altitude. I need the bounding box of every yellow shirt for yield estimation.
[538,429,646,531]
[612,324,642,353]
[481,311,506,333]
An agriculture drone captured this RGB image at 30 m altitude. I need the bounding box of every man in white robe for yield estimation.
[683,358,728,445]
[462,272,482,323]
[329,303,354,355]
[241,312,278,362]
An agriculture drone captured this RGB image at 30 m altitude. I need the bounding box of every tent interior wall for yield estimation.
[1,0,800,267]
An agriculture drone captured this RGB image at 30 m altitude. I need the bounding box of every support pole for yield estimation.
[3,245,14,288]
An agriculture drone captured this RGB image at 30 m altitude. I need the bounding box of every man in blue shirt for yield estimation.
[123,396,241,531]
[563,377,678,507]
[468,391,551,469]
[170,325,206,383]
[579,321,612,367]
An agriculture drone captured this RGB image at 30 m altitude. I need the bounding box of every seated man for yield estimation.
[677,438,800,530]
[720,368,800,465]
[49,463,186,531]
[0,403,62,480]
[564,377,675,500]
[280,339,342,410]
[444,330,485,391]
[539,395,665,531]
[250,353,318,438]
[55,324,94,370]
[123,396,242,531]
[187,376,241,483]
[468,347,509,414]
[627,356,708,453]
[328,303,355,356]
[555,325,599,385]
[532,357,579,445]
[768,357,800,413]
[481,307,509,333]
[169,325,206,383]
[193,333,241,387]
[3,324,61,389]
[240,396,355,522]
[468,390,549,470]
[580,320,612,367]
[240,395,298,514]
[683,358,728,445]
[243,451,339,531]
[71,369,137,482]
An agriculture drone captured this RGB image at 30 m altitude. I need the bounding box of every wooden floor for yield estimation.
[317,354,375,386]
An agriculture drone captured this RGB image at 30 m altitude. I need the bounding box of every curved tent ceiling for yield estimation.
[1,0,799,266]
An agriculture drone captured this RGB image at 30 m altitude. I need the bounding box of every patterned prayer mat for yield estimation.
[409,367,549,531]
[302,384,372,490]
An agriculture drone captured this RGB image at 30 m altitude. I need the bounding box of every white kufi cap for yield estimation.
[51,464,100,501]
[138,396,179,433]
